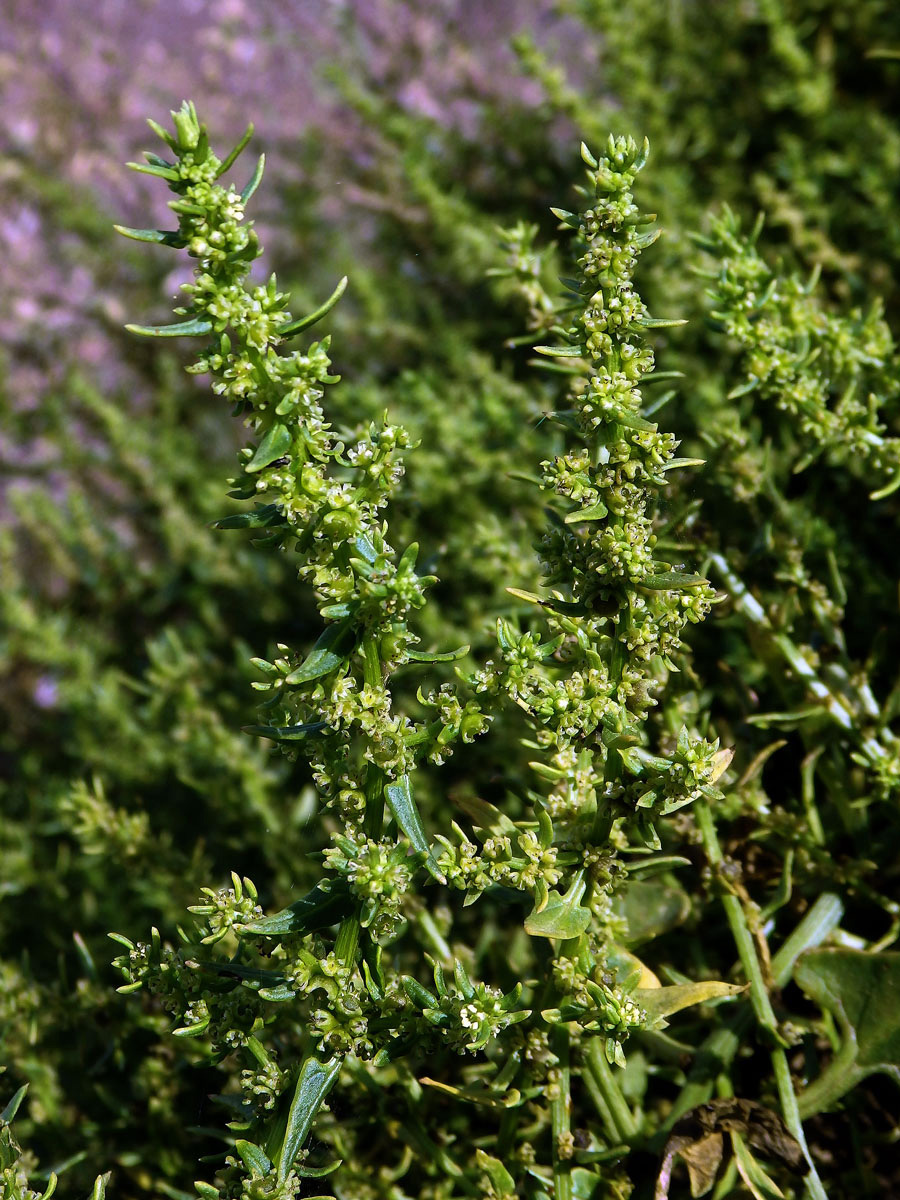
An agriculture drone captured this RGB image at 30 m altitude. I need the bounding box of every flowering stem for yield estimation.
[695,800,828,1199]
[584,1038,638,1144]
[550,1024,573,1200]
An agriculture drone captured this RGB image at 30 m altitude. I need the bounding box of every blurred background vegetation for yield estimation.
[2,1,900,1195]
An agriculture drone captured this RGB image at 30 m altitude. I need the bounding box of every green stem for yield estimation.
[584,1037,638,1144]
[695,801,829,1200]
[337,635,386,962]
[667,892,843,1127]
[550,1024,573,1200]
[581,1065,623,1145]
[694,801,782,1042]
[772,1047,828,1200]
[417,907,452,963]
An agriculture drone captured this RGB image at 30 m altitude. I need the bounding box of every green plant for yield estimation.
[8,77,900,1200]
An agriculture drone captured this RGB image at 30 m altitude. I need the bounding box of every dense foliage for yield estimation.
[3,5,900,1200]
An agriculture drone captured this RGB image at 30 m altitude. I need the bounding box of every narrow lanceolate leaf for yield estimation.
[662,457,706,471]
[275,1055,342,1182]
[127,160,180,180]
[406,644,470,663]
[242,882,354,936]
[243,721,329,741]
[278,276,348,338]
[384,775,445,882]
[241,153,266,202]
[506,586,586,615]
[295,1160,342,1179]
[215,503,287,530]
[0,1084,28,1124]
[246,423,292,472]
[535,344,585,357]
[234,1141,272,1175]
[564,501,608,524]
[216,122,254,177]
[640,571,708,590]
[285,617,356,685]
[125,317,213,338]
[550,206,581,228]
[114,225,185,246]
[635,316,688,328]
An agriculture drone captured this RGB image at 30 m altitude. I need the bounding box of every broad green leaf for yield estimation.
[125,317,212,338]
[285,617,355,685]
[319,602,353,619]
[275,1055,341,1182]
[614,879,690,945]
[257,984,297,1002]
[384,776,445,882]
[452,793,518,836]
[525,872,592,939]
[570,1167,606,1199]
[635,980,745,1026]
[246,423,292,473]
[242,882,353,936]
[794,948,900,1115]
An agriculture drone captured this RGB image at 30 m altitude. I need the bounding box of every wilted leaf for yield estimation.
[656,1100,805,1200]
[422,1079,523,1108]
[636,980,745,1026]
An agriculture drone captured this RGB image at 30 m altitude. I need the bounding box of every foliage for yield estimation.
[3,5,900,1199]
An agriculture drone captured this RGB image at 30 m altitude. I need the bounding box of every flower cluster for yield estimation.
[110,113,743,1200]
[700,206,900,497]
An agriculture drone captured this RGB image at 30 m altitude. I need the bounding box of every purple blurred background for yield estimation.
[0,0,595,514]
